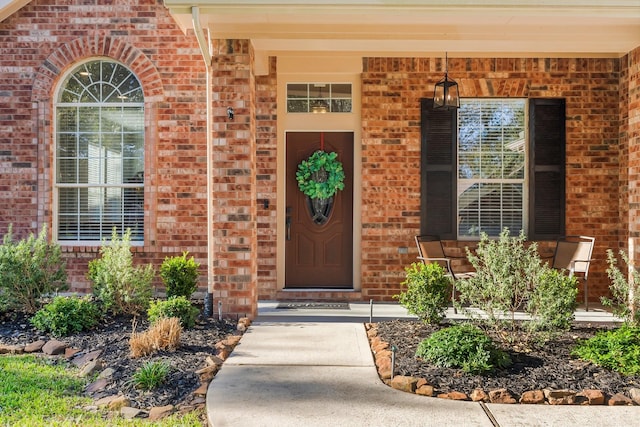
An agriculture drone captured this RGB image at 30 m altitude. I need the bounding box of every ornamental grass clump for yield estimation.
[129,317,182,358]
[131,360,170,391]
[416,323,511,374]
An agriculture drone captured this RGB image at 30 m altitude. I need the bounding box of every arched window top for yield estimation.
[58,59,143,104]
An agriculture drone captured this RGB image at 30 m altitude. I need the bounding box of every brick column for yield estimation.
[626,47,640,268]
[211,40,258,319]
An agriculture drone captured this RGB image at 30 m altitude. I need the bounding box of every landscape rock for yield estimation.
[71,349,103,367]
[24,340,46,353]
[489,389,517,404]
[520,390,545,404]
[577,389,605,405]
[416,384,434,396]
[390,375,419,393]
[470,388,488,402]
[193,382,209,397]
[149,405,174,421]
[0,344,25,354]
[120,406,144,419]
[79,360,103,377]
[64,347,81,359]
[437,391,469,401]
[97,367,116,379]
[608,393,632,406]
[544,389,576,405]
[629,388,640,405]
[108,395,130,410]
[85,378,109,394]
[42,340,67,355]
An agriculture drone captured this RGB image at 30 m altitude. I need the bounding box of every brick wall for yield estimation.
[210,39,258,318]
[255,57,278,300]
[360,57,623,302]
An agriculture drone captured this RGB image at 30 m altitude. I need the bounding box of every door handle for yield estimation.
[286,207,292,241]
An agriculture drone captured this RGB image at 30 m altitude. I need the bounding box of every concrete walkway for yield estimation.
[207,303,640,427]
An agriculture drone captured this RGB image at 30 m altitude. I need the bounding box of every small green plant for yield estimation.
[395,262,450,324]
[572,325,640,375]
[603,249,640,326]
[131,360,170,390]
[160,252,200,299]
[527,268,578,332]
[0,224,67,313]
[88,228,154,316]
[148,296,199,329]
[416,323,511,374]
[30,296,101,337]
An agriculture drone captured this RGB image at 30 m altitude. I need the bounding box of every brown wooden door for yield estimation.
[285,131,353,288]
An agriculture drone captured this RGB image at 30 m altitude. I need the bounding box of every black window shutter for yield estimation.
[528,98,566,240]
[421,98,457,239]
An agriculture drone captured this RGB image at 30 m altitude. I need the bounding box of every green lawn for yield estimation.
[0,354,204,426]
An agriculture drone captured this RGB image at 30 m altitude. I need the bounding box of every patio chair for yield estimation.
[551,235,595,311]
[414,235,475,312]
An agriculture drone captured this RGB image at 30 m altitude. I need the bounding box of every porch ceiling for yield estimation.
[163,0,640,59]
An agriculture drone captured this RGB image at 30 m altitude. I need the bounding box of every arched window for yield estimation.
[55,59,144,243]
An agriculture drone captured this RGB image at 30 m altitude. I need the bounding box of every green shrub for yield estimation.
[603,249,640,326]
[416,323,511,374]
[527,268,578,331]
[30,296,101,337]
[159,252,200,299]
[455,229,543,329]
[88,228,154,316]
[572,325,640,375]
[131,360,170,390]
[0,225,67,313]
[147,296,199,329]
[395,262,450,324]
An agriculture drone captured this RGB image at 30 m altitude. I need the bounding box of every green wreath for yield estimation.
[296,150,345,200]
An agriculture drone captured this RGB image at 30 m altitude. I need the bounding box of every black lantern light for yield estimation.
[433,53,460,110]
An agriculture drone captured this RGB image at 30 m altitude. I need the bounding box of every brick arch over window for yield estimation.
[32,35,164,102]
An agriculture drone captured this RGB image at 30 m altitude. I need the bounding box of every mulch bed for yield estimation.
[374,319,640,399]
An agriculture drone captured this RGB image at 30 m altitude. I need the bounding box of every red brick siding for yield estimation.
[361,57,622,302]
[255,57,278,300]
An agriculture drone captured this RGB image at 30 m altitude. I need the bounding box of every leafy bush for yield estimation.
[572,325,640,375]
[416,323,511,374]
[395,262,450,324]
[527,268,578,331]
[148,296,199,329]
[30,296,101,337]
[159,252,200,299]
[129,317,182,358]
[131,360,170,390]
[455,229,543,329]
[88,228,154,316]
[603,249,640,326]
[0,225,67,313]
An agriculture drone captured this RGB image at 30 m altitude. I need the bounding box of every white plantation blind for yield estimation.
[457,99,526,239]
[55,60,144,243]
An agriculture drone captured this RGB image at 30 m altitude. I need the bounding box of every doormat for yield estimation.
[276,302,350,310]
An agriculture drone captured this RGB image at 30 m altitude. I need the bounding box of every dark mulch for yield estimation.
[0,309,237,410]
[375,319,640,398]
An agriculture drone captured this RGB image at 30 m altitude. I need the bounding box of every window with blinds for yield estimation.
[457,99,526,239]
[55,59,144,243]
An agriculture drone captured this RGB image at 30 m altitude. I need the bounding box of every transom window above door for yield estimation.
[54,59,145,244]
[286,83,352,113]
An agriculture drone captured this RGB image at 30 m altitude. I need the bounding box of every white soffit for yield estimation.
[163,0,640,58]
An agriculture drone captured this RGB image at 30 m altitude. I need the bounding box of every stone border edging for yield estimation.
[365,323,640,406]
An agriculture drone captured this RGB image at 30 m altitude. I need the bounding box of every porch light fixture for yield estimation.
[433,53,460,110]
[311,84,329,114]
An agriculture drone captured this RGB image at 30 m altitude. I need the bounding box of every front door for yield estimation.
[285,131,354,288]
